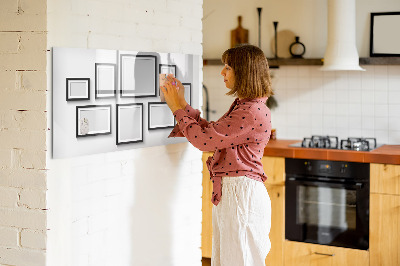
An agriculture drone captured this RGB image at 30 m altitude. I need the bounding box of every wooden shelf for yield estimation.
[359,57,400,65]
[203,57,400,67]
[203,58,322,67]
[268,58,323,67]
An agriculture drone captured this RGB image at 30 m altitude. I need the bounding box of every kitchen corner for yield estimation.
[202,140,400,265]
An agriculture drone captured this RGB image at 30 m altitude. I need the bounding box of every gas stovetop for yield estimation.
[289,135,383,151]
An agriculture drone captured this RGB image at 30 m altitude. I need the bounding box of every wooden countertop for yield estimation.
[263,139,400,165]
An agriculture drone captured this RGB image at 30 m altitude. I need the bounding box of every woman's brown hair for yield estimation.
[221,44,273,99]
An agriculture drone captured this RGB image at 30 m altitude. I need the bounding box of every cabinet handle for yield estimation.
[314,252,335,257]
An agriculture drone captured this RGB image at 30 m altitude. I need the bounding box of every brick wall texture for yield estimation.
[0,0,48,265]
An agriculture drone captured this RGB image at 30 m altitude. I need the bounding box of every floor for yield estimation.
[202,257,211,266]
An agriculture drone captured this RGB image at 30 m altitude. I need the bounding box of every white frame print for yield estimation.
[116,103,144,145]
[66,78,90,101]
[120,54,157,98]
[148,102,175,130]
[76,105,112,137]
[159,64,176,77]
[95,63,116,99]
[182,83,191,105]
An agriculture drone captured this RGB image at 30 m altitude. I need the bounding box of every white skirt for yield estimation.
[212,176,271,266]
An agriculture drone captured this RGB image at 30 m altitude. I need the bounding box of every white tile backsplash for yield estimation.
[389,104,400,117]
[273,65,400,144]
[388,77,400,91]
[374,65,388,77]
[361,104,375,117]
[388,91,400,104]
[374,77,388,91]
[204,65,400,145]
[374,90,388,104]
[362,90,375,104]
[204,65,400,144]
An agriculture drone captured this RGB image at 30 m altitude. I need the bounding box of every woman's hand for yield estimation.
[161,77,185,114]
[172,77,188,108]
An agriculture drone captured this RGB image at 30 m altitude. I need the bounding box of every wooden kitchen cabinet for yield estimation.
[370,193,400,266]
[202,152,213,258]
[370,163,400,195]
[201,153,286,266]
[284,241,369,266]
[261,156,285,186]
[264,184,285,266]
[370,163,400,266]
[262,156,285,266]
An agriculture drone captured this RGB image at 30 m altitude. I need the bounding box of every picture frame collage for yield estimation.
[67,52,192,146]
[52,47,199,158]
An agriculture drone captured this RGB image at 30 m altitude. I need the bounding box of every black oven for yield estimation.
[285,158,369,250]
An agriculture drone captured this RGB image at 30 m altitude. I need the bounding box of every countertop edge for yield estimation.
[262,140,400,165]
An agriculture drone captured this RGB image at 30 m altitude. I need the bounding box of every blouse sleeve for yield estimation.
[168,104,211,138]
[172,106,257,152]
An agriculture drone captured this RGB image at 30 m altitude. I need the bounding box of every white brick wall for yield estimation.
[46,1,203,266]
[0,0,48,265]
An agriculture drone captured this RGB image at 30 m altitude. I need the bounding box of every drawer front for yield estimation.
[284,241,369,266]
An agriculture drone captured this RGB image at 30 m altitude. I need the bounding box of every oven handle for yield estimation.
[286,177,364,189]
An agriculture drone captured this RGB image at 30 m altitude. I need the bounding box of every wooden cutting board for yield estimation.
[231,16,249,48]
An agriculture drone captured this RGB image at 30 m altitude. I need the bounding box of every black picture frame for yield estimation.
[159,64,177,77]
[182,83,192,106]
[120,54,157,98]
[95,63,117,99]
[76,105,112,137]
[148,102,176,130]
[370,12,400,57]
[66,78,90,101]
[116,103,144,145]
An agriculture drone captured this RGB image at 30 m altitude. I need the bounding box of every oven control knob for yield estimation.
[304,162,312,171]
[340,164,347,174]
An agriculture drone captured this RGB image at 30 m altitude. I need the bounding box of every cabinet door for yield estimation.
[370,163,400,195]
[202,152,213,258]
[264,184,284,266]
[284,241,369,266]
[261,156,285,185]
[370,193,400,266]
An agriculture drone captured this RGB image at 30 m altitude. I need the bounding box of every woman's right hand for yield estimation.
[168,76,187,108]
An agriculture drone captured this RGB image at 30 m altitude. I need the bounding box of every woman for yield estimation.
[161,44,273,266]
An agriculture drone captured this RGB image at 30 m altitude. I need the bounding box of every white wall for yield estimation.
[46,0,203,266]
[203,0,400,145]
[0,0,48,265]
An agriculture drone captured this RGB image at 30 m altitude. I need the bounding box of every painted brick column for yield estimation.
[0,0,48,265]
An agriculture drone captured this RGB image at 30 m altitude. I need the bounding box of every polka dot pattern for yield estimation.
[169,97,272,206]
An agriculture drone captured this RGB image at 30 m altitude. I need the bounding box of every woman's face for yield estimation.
[220,64,235,89]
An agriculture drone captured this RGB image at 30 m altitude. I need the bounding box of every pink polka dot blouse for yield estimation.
[168,97,272,206]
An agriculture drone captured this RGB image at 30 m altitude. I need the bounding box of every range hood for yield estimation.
[320,0,365,71]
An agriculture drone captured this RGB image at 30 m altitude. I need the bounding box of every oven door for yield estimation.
[285,177,369,250]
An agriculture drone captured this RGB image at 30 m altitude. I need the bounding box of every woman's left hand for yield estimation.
[160,77,183,114]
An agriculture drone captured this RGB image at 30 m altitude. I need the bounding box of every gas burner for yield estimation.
[301,135,339,149]
[290,136,380,151]
[340,137,377,151]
